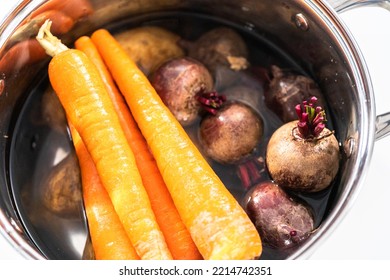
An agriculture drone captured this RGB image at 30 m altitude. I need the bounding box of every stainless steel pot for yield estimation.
[0,0,389,260]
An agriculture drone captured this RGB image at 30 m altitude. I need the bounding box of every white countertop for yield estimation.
[1,1,390,260]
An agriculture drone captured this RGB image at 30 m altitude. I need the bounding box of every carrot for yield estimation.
[35,10,75,35]
[0,39,46,74]
[36,20,172,260]
[91,29,263,260]
[9,10,74,51]
[69,124,140,260]
[30,0,93,21]
[74,36,202,260]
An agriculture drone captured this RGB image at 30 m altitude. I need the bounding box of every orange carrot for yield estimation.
[91,28,262,260]
[0,39,46,74]
[36,20,172,260]
[74,36,202,260]
[35,10,75,35]
[10,10,74,51]
[30,0,93,21]
[69,124,140,260]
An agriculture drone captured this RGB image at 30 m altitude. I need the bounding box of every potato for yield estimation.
[243,181,314,249]
[114,26,185,76]
[42,153,82,218]
[41,86,68,134]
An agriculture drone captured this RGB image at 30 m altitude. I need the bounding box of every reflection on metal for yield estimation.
[293,13,309,31]
[343,136,357,158]
[375,112,390,140]
[327,0,390,13]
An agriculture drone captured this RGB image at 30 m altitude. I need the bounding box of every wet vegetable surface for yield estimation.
[199,100,263,165]
[244,181,314,250]
[265,65,324,123]
[151,57,213,127]
[266,98,340,192]
[182,27,249,75]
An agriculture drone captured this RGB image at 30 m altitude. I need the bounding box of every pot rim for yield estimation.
[0,0,48,260]
[287,0,376,259]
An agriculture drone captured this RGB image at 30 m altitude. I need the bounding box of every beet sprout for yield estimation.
[196,91,226,115]
[295,96,326,138]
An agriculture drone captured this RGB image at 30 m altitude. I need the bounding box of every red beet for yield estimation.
[198,100,263,164]
[151,57,214,126]
[243,181,314,249]
[265,65,324,123]
[266,97,340,192]
[184,27,249,75]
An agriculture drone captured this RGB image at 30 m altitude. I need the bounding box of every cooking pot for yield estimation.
[0,0,390,260]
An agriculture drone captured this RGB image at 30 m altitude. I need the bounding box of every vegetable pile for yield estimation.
[36,20,262,260]
[36,17,341,259]
[147,25,341,253]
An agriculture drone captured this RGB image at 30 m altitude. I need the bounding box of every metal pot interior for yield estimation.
[0,0,375,259]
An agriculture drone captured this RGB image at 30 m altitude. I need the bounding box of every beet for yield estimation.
[184,27,249,75]
[266,97,340,192]
[151,57,214,126]
[265,65,324,123]
[266,121,339,192]
[198,100,263,164]
[243,181,314,249]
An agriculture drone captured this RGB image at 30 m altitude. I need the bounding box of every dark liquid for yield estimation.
[9,12,337,260]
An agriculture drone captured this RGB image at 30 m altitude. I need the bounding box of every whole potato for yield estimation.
[42,153,82,218]
[41,86,67,134]
[114,26,185,76]
[243,181,314,249]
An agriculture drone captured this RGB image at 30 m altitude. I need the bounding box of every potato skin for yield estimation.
[266,121,340,192]
[114,26,185,76]
[244,181,314,249]
[42,154,82,217]
[41,86,67,133]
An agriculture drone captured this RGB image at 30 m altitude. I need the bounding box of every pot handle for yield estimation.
[327,0,390,12]
[327,0,390,141]
[375,113,390,141]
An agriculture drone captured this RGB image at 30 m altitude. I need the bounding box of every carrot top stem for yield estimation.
[36,19,68,57]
